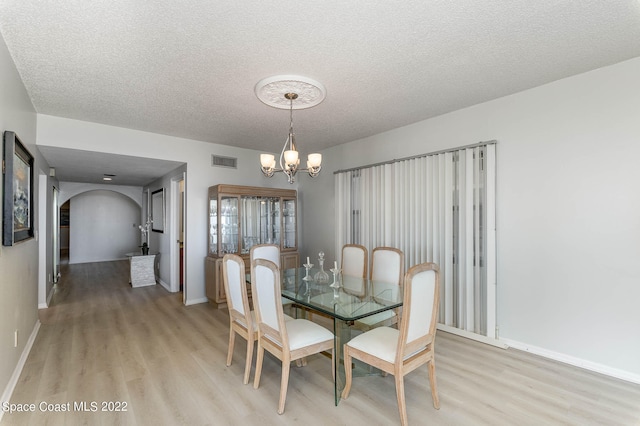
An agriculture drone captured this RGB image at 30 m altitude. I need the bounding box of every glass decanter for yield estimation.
[313,251,330,284]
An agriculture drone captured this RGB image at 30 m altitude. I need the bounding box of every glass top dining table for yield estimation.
[279,267,404,405]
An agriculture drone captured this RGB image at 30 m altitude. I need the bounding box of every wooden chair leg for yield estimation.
[226,327,235,367]
[341,347,352,399]
[253,344,264,389]
[394,373,408,426]
[243,336,254,385]
[428,358,440,409]
[278,358,291,414]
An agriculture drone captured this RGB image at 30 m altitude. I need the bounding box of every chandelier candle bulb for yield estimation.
[284,150,299,166]
[260,154,275,169]
[308,153,322,168]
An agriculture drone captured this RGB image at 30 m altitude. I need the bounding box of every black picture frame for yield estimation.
[3,131,35,246]
[151,188,164,233]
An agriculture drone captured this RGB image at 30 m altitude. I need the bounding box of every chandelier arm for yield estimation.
[279,135,289,172]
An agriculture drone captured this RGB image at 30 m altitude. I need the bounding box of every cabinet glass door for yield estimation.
[283,198,296,249]
[241,196,261,254]
[220,196,239,254]
[209,197,218,255]
[259,197,280,245]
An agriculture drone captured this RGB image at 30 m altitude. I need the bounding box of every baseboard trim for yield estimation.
[502,338,640,385]
[47,285,54,306]
[185,297,208,306]
[158,279,170,292]
[38,285,55,309]
[68,257,129,265]
[437,324,508,349]
[0,320,41,423]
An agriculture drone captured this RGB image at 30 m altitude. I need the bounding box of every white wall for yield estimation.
[0,33,51,405]
[68,190,141,263]
[303,57,640,380]
[59,182,144,264]
[36,115,298,304]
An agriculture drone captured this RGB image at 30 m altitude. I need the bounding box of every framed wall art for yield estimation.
[3,131,35,246]
[151,188,165,233]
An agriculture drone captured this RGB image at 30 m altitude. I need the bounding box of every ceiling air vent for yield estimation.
[211,155,237,169]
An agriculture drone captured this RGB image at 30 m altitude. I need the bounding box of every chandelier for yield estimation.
[255,75,325,184]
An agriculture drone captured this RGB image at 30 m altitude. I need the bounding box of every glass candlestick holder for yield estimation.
[303,263,313,281]
[329,267,341,288]
[333,286,340,299]
[313,251,330,284]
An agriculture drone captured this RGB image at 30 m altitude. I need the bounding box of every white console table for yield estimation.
[125,252,157,287]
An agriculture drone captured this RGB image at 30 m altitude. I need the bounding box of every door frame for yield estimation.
[170,173,186,301]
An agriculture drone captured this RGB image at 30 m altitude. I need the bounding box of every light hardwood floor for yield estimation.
[2,260,639,425]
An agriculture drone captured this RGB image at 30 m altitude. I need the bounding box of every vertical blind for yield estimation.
[335,142,496,338]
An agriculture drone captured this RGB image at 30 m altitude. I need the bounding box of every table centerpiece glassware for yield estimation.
[329,261,341,288]
[303,256,314,281]
[313,251,330,284]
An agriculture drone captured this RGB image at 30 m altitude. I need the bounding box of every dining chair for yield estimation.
[223,253,293,384]
[341,262,441,426]
[250,243,296,312]
[251,259,334,415]
[341,244,368,279]
[355,246,404,330]
[222,253,255,385]
[250,244,281,268]
[370,246,404,286]
[251,243,308,366]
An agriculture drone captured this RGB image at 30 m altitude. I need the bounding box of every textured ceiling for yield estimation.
[2,1,640,183]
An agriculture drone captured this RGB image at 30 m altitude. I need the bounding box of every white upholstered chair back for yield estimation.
[399,263,440,360]
[251,259,285,339]
[251,244,280,268]
[222,254,256,385]
[341,244,368,278]
[370,247,404,286]
[223,254,248,317]
[251,243,293,308]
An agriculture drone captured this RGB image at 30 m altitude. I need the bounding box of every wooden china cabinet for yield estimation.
[204,184,299,307]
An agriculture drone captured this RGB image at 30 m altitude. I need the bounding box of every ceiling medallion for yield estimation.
[255,75,326,110]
